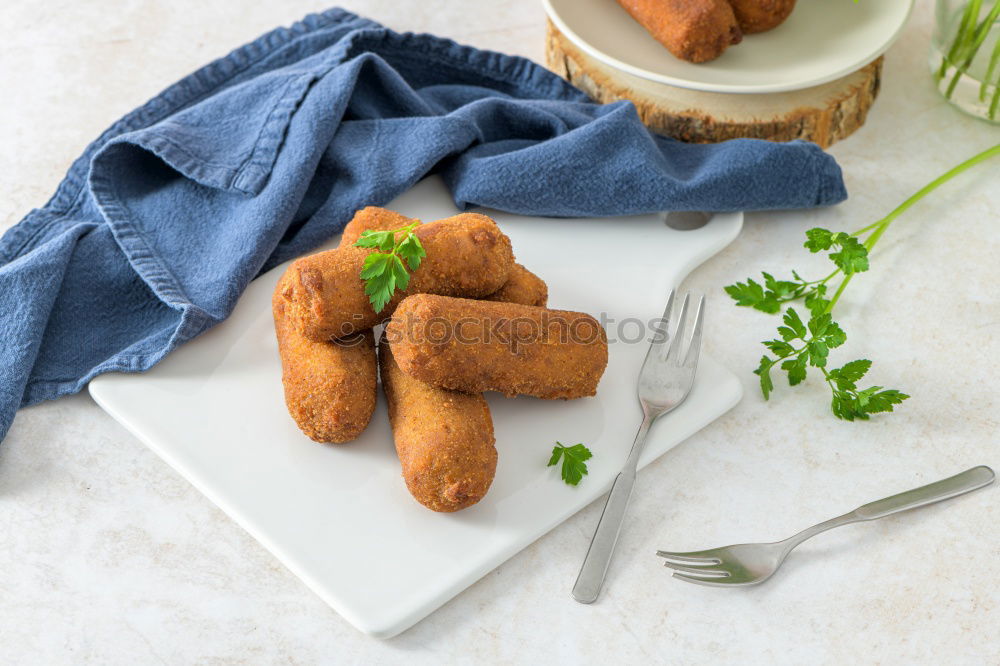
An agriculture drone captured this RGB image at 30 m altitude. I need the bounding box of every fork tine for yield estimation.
[661,562,729,577]
[647,289,675,353]
[682,295,706,368]
[663,293,690,362]
[672,572,736,587]
[655,550,720,565]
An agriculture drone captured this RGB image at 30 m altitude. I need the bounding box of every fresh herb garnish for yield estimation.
[548,442,593,486]
[726,144,1000,420]
[354,223,426,313]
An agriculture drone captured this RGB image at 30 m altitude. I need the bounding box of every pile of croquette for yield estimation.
[272,207,608,512]
[616,0,797,63]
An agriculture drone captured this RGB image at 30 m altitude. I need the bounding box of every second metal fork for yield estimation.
[572,289,705,604]
[657,465,996,587]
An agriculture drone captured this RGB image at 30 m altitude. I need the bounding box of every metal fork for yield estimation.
[658,465,996,587]
[572,290,705,604]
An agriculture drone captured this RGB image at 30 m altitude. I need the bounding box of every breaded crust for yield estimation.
[272,207,416,443]
[339,206,420,246]
[281,213,514,341]
[272,275,377,443]
[385,294,608,399]
[482,263,548,307]
[379,335,497,512]
[616,0,742,63]
[727,0,796,34]
[380,258,545,512]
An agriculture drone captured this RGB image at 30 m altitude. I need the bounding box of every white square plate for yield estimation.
[90,176,743,637]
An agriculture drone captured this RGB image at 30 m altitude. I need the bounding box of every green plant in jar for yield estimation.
[933,0,1000,121]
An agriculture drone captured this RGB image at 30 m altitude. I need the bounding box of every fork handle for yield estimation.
[572,467,638,604]
[852,465,995,521]
[572,416,652,604]
[782,465,995,552]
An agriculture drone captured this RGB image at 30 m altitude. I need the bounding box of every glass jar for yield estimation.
[930,0,1000,122]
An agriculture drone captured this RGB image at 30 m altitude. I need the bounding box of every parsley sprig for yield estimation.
[727,144,1000,420]
[354,223,426,313]
[548,442,592,486]
[752,309,906,421]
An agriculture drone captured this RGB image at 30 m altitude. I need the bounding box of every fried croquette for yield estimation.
[482,263,548,307]
[386,294,608,399]
[280,213,514,341]
[272,207,419,443]
[379,335,497,512]
[380,258,545,511]
[272,275,377,443]
[616,0,742,63]
[728,0,796,34]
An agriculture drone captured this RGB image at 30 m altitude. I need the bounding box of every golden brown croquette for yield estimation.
[279,213,514,341]
[386,294,608,400]
[379,334,497,512]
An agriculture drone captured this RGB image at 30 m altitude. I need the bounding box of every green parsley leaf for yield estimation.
[754,356,775,400]
[828,233,870,274]
[807,339,829,367]
[724,270,818,314]
[777,324,799,342]
[863,389,909,413]
[354,223,426,313]
[855,385,882,407]
[803,227,835,252]
[397,234,426,271]
[378,232,396,253]
[808,312,831,338]
[362,258,396,314]
[354,230,392,249]
[781,353,809,386]
[390,254,410,292]
[828,359,872,391]
[763,339,795,356]
[823,320,847,348]
[547,442,593,486]
[831,392,863,421]
[724,278,780,313]
[762,272,800,300]
[804,284,830,316]
[827,363,909,421]
[783,308,808,339]
[359,252,391,279]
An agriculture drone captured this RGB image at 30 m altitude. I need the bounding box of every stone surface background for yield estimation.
[1,1,997,663]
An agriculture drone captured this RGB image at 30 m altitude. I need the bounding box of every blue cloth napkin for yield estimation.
[0,8,846,444]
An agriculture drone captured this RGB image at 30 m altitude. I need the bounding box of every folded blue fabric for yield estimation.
[0,8,846,444]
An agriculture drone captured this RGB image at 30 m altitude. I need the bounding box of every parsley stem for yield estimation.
[816,268,841,286]
[825,144,1000,313]
[822,367,837,390]
[825,274,854,313]
[797,268,842,287]
[849,143,1000,246]
[850,219,886,236]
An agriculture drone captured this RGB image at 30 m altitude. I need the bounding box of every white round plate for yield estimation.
[544,0,915,94]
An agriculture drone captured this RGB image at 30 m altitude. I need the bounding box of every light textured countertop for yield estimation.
[1,1,997,663]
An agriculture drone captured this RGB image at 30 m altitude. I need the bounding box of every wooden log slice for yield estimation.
[545,20,881,148]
